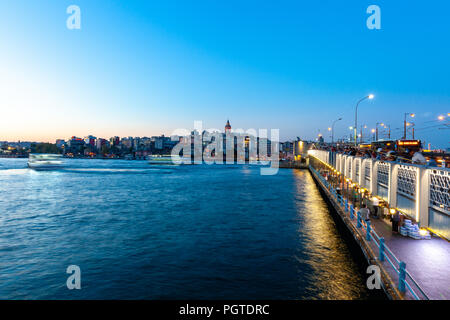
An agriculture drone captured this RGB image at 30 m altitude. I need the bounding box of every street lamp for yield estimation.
[403,113,415,139]
[354,94,374,146]
[331,117,342,144]
[375,122,384,141]
[406,122,416,139]
[383,124,391,139]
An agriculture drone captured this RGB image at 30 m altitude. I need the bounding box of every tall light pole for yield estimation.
[331,117,342,144]
[407,122,415,139]
[354,94,374,146]
[383,124,391,139]
[375,122,384,141]
[360,124,367,143]
[403,113,415,139]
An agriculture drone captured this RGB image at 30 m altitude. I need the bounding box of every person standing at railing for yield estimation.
[359,204,370,223]
[412,151,427,165]
[361,192,370,209]
[382,206,389,220]
[392,211,401,233]
[372,196,380,218]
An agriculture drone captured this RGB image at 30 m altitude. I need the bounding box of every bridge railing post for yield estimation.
[350,205,354,220]
[345,199,348,212]
[379,237,385,261]
[357,212,362,228]
[399,261,406,293]
[366,220,371,241]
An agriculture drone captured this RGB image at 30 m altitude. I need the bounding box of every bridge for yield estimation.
[307,149,449,300]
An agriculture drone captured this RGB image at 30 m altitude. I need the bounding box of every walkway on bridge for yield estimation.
[368,217,449,300]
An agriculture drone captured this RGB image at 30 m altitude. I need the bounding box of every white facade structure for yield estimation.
[308,149,450,239]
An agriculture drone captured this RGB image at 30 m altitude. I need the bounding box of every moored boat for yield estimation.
[28,154,64,170]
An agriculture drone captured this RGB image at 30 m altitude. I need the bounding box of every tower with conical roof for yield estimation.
[225,120,231,133]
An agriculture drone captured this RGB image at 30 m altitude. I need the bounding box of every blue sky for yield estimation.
[0,1,449,148]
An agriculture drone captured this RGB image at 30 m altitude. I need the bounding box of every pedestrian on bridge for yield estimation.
[392,211,401,233]
[372,196,380,218]
[359,204,370,223]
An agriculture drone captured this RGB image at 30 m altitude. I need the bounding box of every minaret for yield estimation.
[225,120,231,133]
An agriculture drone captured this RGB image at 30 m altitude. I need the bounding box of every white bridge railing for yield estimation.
[308,149,450,239]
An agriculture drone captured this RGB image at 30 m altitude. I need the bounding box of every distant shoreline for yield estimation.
[0,155,150,160]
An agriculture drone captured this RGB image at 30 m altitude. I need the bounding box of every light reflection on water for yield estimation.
[293,170,369,299]
[0,159,383,299]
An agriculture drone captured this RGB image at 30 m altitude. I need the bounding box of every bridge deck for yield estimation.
[332,190,450,300]
[366,216,450,300]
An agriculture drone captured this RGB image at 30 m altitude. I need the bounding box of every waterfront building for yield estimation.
[84,135,96,147]
[153,136,164,150]
[95,138,108,151]
[55,139,65,149]
[282,141,294,155]
[121,137,133,149]
[110,136,120,146]
[66,136,85,155]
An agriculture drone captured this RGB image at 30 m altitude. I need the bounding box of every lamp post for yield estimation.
[331,117,342,144]
[375,122,384,141]
[383,124,391,139]
[403,113,415,139]
[354,94,374,146]
[407,122,415,139]
[358,125,368,144]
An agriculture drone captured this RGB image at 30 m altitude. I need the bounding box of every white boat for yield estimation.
[28,154,64,170]
[148,155,191,165]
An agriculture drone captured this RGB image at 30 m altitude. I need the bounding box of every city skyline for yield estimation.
[0,1,449,147]
[0,1,449,304]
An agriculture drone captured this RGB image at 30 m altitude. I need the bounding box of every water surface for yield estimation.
[0,158,382,299]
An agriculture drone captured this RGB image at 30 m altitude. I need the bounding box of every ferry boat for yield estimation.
[148,155,192,165]
[28,154,64,170]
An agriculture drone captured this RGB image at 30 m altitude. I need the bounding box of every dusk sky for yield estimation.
[0,1,449,148]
